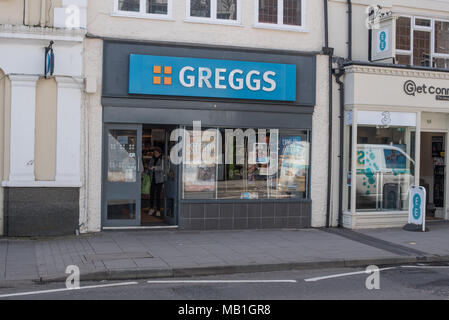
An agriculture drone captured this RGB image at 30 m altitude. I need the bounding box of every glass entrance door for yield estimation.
[420,132,446,220]
[103,124,142,227]
[140,126,178,226]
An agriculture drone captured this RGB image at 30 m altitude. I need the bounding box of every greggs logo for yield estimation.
[177,66,277,92]
[129,55,297,102]
[153,65,172,85]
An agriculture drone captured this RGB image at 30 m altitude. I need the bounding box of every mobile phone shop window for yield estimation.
[355,112,416,212]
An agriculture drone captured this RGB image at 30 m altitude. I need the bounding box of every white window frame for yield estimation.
[433,18,449,67]
[254,0,307,32]
[113,0,173,20]
[395,15,449,68]
[395,15,413,64]
[185,0,242,26]
[414,16,432,30]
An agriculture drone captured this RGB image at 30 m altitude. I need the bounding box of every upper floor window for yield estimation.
[396,16,449,69]
[187,0,241,24]
[115,0,172,18]
[256,0,305,31]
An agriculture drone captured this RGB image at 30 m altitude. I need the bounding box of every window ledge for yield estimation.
[253,23,308,33]
[111,12,175,21]
[184,17,243,27]
[2,180,82,188]
[344,211,409,216]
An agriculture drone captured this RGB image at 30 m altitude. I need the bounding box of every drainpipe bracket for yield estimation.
[322,47,334,56]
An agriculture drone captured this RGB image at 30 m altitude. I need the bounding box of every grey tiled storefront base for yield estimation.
[179,201,311,230]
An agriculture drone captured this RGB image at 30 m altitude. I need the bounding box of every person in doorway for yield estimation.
[149,147,164,217]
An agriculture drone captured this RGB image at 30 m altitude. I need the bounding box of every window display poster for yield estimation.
[280,137,302,155]
[279,136,309,191]
[183,165,216,192]
[183,130,216,192]
[279,136,309,166]
[255,143,268,164]
[384,149,406,169]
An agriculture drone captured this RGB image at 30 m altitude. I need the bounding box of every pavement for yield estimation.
[1,221,449,285]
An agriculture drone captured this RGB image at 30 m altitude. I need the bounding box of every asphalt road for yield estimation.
[1,264,449,300]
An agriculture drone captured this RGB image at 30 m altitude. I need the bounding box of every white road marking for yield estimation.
[0,281,139,299]
[146,280,297,284]
[304,267,397,282]
[401,265,449,269]
[0,280,297,298]
[2,264,448,298]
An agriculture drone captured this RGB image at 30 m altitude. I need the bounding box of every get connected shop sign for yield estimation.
[404,80,449,101]
[129,54,297,101]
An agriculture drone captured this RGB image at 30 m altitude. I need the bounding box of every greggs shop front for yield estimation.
[101,40,317,230]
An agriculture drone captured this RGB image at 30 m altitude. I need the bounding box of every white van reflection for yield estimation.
[356,144,415,210]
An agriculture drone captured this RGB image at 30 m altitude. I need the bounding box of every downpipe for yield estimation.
[323,0,334,228]
[334,67,345,227]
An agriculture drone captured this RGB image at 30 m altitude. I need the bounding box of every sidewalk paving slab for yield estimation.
[358,222,449,256]
[0,225,448,284]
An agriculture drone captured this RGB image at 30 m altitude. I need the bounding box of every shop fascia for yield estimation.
[404,80,449,101]
[129,54,297,101]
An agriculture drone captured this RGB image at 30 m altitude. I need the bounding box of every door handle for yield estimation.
[137,157,143,174]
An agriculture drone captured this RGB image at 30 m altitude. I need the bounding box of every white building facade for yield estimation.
[0,0,87,236]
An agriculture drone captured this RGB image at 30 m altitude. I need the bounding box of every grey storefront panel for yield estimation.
[4,188,80,237]
[178,201,312,230]
[103,106,312,129]
[101,40,316,230]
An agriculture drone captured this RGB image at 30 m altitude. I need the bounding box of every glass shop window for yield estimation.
[181,128,310,200]
[356,125,415,211]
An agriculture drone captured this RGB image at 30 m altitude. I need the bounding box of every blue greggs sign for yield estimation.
[129,54,297,101]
